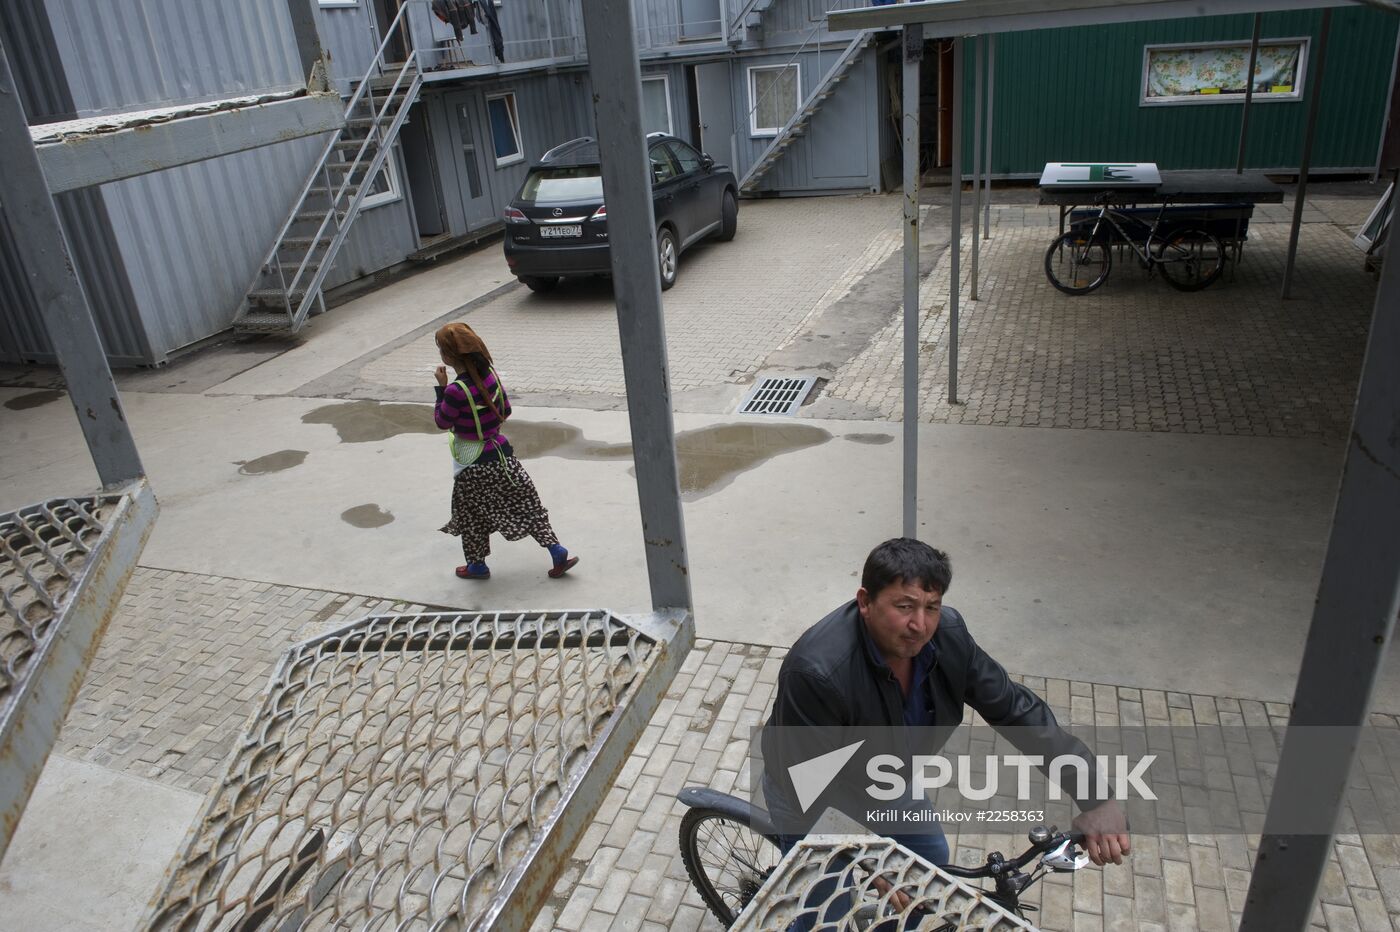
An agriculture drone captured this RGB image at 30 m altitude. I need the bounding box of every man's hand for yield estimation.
[434,365,449,387]
[870,874,914,913]
[1072,800,1131,866]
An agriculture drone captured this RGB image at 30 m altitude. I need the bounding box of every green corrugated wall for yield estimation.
[961,7,1399,175]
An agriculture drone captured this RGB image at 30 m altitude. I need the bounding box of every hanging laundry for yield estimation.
[431,0,477,42]
[475,0,505,63]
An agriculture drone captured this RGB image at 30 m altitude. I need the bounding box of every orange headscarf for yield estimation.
[435,322,501,420]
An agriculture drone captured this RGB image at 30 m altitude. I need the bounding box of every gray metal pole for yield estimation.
[970,34,982,301]
[1282,9,1330,300]
[1238,111,1400,932]
[579,0,693,614]
[949,37,963,405]
[983,34,995,239]
[1236,14,1262,174]
[0,41,144,488]
[902,24,923,539]
[285,0,328,84]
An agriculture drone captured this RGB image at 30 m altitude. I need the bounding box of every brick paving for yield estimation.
[356,195,902,398]
[826,204,1376,438]
[52,567,1400,930]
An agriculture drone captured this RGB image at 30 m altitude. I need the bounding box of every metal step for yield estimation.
[280,236,325,250]
[234,310,297,332]
[247,289,306,306]
[294,210,346,224]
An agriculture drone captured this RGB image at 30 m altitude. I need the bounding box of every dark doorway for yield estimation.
[400,103,447,240]
[373,0,408,63]
[685,65,704,149]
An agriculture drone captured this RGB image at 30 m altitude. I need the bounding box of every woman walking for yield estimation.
[433,322,578,579]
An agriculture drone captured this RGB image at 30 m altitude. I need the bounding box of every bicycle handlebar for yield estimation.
[939,828,1086,879]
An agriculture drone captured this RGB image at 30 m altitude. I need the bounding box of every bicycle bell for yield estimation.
[1028,826,1050,845]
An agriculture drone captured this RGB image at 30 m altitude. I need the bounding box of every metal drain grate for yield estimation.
[1,495,118,726]
[738,376,817,416]
[146,608,689,932]
[732,835,1036,930]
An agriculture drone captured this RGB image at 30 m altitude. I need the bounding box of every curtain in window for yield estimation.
[1147,43,1300,98]
[753,67,798,130]
[642,80,671,134]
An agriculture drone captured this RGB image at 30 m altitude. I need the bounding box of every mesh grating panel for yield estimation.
[0,495,119,723]
[147,609,658,931]
[732,836,1037,931]
[738,376,817,416]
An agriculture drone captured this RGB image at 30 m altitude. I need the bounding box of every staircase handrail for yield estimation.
[740,28,870,191]
[256,0,425,301]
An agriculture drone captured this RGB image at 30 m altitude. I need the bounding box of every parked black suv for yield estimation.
[503,133,738,292]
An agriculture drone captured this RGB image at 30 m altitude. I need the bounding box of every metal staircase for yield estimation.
[727,0,778,43]
[233,3,423,333]
[739,29,874,196]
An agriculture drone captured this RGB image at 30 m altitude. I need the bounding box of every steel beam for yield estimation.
[1282,8,1331,300]
[829,0,1353,36]
[1239,84,1400,931]
[949,37,963,405]
[35,92,345,195]
[580,0,694,614]
[902,24,923,538]
[984,34,995,238]
[1236,14,1262,173]
[971,34,983,300]
[285,0,329,85]
[0,41,144,486]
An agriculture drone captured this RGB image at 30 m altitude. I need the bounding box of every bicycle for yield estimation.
[1044,197,1226,295]
[677,786,1091,927]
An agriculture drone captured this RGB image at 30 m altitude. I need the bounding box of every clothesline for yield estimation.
[431,0,505,62]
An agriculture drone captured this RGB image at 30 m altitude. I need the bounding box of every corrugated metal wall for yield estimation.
[0,0,148,365]
[730,46,881,195]
[750,0,866,47]
[318,3,381,88]
[963,7,1399,175]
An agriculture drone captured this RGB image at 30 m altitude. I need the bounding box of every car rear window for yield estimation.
[519,167,603,203]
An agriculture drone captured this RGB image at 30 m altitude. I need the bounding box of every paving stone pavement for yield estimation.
[51,567,1400,930]
[351,195,902,401]
[827,204,1377,439]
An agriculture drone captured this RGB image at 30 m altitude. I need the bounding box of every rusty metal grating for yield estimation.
[146,609,682,931]
[738,376,817,416]
[731,835,1037,931]
[0,495,120,726]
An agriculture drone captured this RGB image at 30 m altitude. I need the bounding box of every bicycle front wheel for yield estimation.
[679,807,783,926]
[1154,228,1225,291]
[1045,231,1111,295]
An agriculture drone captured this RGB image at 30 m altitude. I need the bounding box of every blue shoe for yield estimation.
[547,544,579,578]
[455,562,490,580]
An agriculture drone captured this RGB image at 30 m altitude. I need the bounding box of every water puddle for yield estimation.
[235,450,309,475]
[303,400,438,443]
[844,432,894,445]
[4,389,64,411]
[342,504,394,528]
[505,420,831,500]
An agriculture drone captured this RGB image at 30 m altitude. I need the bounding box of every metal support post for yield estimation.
[1282,8,1330,300]
[1239,118,1400,932]
[1236,14,1262,173]
[983,34,995,238]
[0,41,144,488]
[901,24,923,539]
[971,34,983,300]
[579,0,693,614]
[949,37,963,405]
[285,0,329,85]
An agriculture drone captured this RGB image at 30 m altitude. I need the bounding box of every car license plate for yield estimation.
[540,225,582,238]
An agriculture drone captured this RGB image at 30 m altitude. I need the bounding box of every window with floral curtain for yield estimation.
[1143,40,1305,104]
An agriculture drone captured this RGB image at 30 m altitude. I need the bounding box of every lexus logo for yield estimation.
[552,208,563,217]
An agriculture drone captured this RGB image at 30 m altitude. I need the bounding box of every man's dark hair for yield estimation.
[860,538,952,598]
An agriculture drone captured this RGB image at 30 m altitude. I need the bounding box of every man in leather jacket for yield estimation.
[760,538,1130,872]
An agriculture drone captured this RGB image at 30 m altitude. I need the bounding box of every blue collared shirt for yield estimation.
[860,622,937,727]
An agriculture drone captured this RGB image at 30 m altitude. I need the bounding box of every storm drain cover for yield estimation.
[738,376,817,416]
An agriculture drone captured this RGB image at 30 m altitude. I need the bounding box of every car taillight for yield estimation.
[504,207,529,224]
[590,204,607,221]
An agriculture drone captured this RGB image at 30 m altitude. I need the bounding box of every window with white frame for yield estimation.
[1142,39,1307,105]
[748,65,800,136]
[355,147,402,210]
[642,75,673,135]
[486,92,524,166]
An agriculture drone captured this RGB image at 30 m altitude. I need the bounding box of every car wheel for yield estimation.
[657,227,678,291]
[520,275,559,293]
[717,190,738,242]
